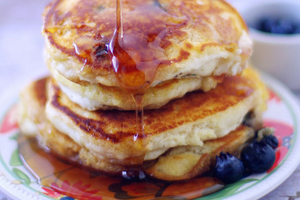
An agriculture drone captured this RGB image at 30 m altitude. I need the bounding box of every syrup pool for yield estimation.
[18,135,224,199]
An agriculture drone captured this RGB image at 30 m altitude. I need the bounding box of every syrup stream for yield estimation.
[109,0,147,170]
[132,94,145,141]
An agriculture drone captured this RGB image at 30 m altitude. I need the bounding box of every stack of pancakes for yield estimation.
[18,0,268,181]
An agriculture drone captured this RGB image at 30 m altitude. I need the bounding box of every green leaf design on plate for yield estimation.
[9,149,22,166]
[12,168,31,185]
[9,133,19,141]
[199,179,258,200]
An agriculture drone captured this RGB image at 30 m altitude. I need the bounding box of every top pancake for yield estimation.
[43,0,252,87]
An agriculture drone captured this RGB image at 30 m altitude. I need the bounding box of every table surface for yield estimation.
[0,0,300,199]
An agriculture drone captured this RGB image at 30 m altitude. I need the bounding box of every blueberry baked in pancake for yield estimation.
[18,0,271,182]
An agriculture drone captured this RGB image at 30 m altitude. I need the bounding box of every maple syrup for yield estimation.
[71,1,180,152]
[109,0,164,94]
[109,0,145,175]
[107,0,174,169]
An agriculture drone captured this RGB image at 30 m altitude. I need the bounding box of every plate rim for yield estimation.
[0,89,49,200]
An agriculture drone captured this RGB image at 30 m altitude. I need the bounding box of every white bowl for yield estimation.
[236,0,300,90]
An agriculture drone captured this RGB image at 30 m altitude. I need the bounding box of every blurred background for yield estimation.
[0,0,299,199]
[0,0,49,94]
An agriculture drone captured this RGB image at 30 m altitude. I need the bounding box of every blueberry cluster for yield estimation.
[257,17,300,34]
[214,130,278,184]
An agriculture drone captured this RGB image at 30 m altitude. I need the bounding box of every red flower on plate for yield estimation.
[267,146,289,173]
[51,180,102,200]
[42,187,62,199]
[264,120,293,147]
[0,105,19,134]
[161,177,222,199]
[268,89,281,103]
[121,182,160,197]
[263,120,294,173]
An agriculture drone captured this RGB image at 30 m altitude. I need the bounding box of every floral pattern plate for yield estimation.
[0,72,300,200]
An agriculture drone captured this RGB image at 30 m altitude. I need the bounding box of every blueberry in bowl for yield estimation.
[257,16,300,35]
[237,0,300,90]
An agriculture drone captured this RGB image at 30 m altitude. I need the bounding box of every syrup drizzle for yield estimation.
[108,0,166,167]
[109,0,143,174]
[108,0,168,93]
[132,94,145,142]
[110,0,144,142]
[107,0,172,177]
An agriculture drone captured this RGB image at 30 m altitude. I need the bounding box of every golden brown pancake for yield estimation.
[44,68,266,165]
[44,0,252,87]
[145,126,254,181]
[49,63,224,110]
[18,68,267,180]
[18,77,255,180]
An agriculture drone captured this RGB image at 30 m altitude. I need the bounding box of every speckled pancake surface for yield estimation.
[44,0,252,87]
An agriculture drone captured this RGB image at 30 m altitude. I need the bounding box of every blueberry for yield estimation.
[60,197,75,200]
[214,152,244,184]
[261,135,279,149]
[295,25,300,34]
[258,18,276,33]
[122,170,146,181]
[258,17,299,34]
[256,127,278,149]
[242,112,255,127]
[273,18,295,34]
[241,141,275,173]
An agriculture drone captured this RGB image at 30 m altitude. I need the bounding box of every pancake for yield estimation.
[18,77,256,180]
[145,125,254,181]
[41,68,266,165]
[17,78,82,159]
[49,63,223,110]
[43,0,252,88]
